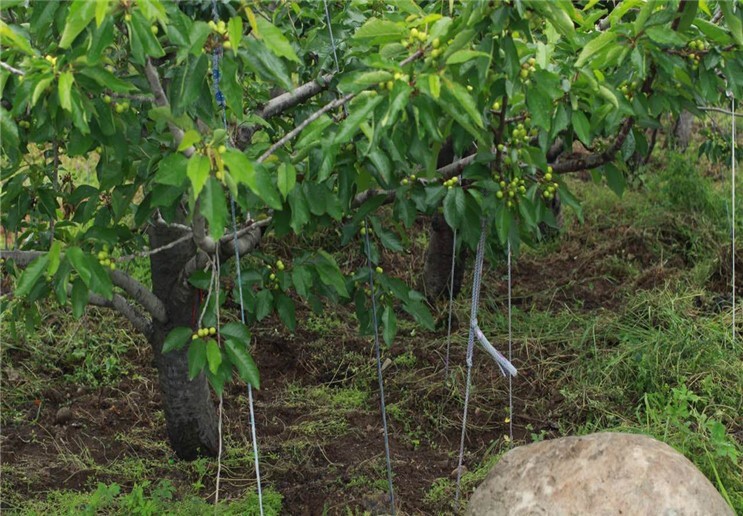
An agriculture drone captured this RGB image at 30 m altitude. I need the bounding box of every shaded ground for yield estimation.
[2,171,742,514]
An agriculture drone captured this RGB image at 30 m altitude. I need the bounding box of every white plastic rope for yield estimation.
[210,1,263,513]
[454,220,517,507]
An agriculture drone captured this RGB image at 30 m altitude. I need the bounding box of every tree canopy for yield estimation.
[1,0,742,424]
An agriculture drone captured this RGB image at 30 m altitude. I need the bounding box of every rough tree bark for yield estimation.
[148,224,218,460]
[671,110,694,151]
[423,140,466,301]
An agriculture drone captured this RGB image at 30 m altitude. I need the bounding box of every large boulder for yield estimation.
[467,432,733,516]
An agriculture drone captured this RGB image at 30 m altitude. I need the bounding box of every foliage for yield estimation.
[11,480,283,516]
[1,0,742,395]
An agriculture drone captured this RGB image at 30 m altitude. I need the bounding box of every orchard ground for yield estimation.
[2,149,742,514]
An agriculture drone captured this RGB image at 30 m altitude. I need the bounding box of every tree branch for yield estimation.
[236,74,335,149]
[0,249,45,266]
[0,61,24,75]
[86,291,153,337]
[144,58,194,158]
[257,49,424,164]
[257,93,355,163]
[110,270,167,323]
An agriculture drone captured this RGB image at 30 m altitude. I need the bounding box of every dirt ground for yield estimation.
[2,182,741,514]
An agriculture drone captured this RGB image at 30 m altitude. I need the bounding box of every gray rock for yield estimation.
[466,432,733,516]
[54,406,73,425]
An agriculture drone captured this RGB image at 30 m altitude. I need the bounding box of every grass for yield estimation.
[2,150,742,513]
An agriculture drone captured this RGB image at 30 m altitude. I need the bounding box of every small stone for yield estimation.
[451,465,467,479]
[55,407,73,425]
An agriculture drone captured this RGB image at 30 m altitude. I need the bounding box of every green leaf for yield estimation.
[228,16,243,52]
[162,326,193,354]
[645,26,686,47]
[0,20,35,55]
[254,166,283,210]
[66,247,92,286]
[720,0,743,47]
[315,250,349,298]
[187,340,207,379]
[495,206,511,245]
[225,338,260,389]
[31,76,54,108]
[276,293,296,331]
[0,107,19,159]
[338,70,393,94]
[277,162,296,200]
[443,187,465,229]
[222,148,255,190]
[291,266,313,299]
[403,299,435,330]
[78,66,136,92]
[177,129,201,152]
[382,305,397,346]
[15,254,49,298]
[221,322,251,343]
[441,77,483,129]
[206,339,222,375]
[187,154,211,199]
[59,0,96,49]
[353,18,406,45]
[155,153,188,186]
[255,16,299,63]
[333,94,384,145]
[446,49,490,64]
[71,277,88,319]
[604,163,626,198]
[428,74,441,99]
[87,259,113,300]
[47,241,62,277]
[575,32,617,68]
[382,81,412,127]
[571,110,591,146]
[58,71,74,112]
[200,177,227,240]
[254,290,273,321]
[129,10,165,61]
[526,86,552,132]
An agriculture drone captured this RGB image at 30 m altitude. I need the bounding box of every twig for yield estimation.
[0,61,24,75]
[697,106,743,119]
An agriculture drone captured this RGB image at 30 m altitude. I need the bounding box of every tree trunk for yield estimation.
[538,192,563,241]
[148,224,218,460]
[422,140,466,301]
[423,212,466,300]
[671,110,694,151]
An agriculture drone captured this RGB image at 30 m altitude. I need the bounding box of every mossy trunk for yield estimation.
[148,224,218,460]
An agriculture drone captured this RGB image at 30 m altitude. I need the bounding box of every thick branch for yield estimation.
[87,292,152,337]
[144,59,194,158]
[236,74,335,149]
[110,270,167,323]
[0,249,45,266]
